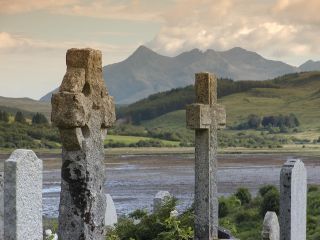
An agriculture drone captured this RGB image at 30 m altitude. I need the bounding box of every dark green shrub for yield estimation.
[235,188,252,205]
[235,210,256,224]
[32,112,49,125]
[14,111,26,123]
[219,199,229,218]
[260,189,279,216]
[259,185,278,197]
[107,196,193,240]
[308,185,319,193]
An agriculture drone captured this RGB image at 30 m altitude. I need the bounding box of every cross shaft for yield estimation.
[186,72,226,240]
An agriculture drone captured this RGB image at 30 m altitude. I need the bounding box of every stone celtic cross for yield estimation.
[186,72,226,240]
[52,48,115,240]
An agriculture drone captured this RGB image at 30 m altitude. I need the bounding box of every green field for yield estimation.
[106,134,180,147]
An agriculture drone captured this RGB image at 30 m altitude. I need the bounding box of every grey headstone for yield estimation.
[104,194,117,227]
[280,159,307,240]
[4,149,43,240]
[186,72,226,240]
[0,173,3,240]
[262,211,279,240]
[52,48,115,240]
[153,191,172,212]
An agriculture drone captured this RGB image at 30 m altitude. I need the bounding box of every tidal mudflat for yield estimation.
[1,152,320,218]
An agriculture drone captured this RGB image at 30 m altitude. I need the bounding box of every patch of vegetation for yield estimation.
[0,121,60,149]
[104,135,180,148]
[118,78,277,124]
[32,112,49,125]
[236,113,300,133]
[106,197,193,240]
[0,111,59,149]
[107,185,320,240]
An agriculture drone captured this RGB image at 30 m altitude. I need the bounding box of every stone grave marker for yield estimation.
[153,191,172,212]
[186,72,226,240]
[4,149,43,240]
[104,194,117,227]
[0,173,3,240]
[262,211,280,240]
[51,48,115,239]
[280,159,307,240]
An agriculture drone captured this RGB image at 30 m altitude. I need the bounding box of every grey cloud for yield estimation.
[147,0,320,64]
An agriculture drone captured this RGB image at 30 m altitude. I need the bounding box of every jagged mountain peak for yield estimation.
[300,59,320,72]
[41,46,301,104]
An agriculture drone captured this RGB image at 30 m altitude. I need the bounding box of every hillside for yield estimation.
[117,79,277,123]
[0,96,51,119]
[1,72,320,149]
[135,72,320,139]
[41,45,302,104]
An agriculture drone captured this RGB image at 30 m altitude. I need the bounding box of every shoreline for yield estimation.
[0,144,320,156]
[0,148,319,171]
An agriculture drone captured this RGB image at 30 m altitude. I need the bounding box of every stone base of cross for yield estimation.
[186,72,226,240]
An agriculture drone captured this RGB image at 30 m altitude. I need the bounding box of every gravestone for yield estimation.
[186,72,226,240]
[51,48,115,239]
[262,211,279,240]
[104,194,117,227]
[153,191,172,212]
[0,173,3,240]
[4,149,43,240]
[280,159,306,240]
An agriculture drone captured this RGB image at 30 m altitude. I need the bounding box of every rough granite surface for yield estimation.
[4,149,43,240]
[280,159,307,240]
[52,48,115,240]
[104,194,117,227]
[186,72,226,240]
[262,211,280,240]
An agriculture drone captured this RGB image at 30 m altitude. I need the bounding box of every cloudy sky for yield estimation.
[0,0,319,99]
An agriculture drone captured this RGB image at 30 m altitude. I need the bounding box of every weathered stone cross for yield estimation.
[51,48,115,240]
[186,72,226,240]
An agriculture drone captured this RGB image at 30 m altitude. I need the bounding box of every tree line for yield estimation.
[236,113,300,131]
[0,110,48,125]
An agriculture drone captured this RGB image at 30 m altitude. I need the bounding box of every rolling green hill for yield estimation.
[118,78,277,123]
[139,72,320,143]
[121,71,320,127]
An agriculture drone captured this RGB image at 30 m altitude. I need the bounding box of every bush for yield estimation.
[308,185,319,193]
[219,199,229,218]
[107,186,320,240]
[32,112,49,125]
[14,111,26,123]
[260,188,279,216]
[235,188,252,205]
[234,209,257,224]
[259,185,278,197]
[107,197,193,240]
[0,110,10,122]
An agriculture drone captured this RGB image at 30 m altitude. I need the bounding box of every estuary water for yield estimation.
[39,153,320,218]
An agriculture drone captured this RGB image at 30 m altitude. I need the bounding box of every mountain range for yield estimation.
[40,46,320,104]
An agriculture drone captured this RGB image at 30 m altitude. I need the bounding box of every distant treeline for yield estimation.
[0,110,48,125]
[0,110,55,148]
[236,114,300,132]
[118,78,278,123]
